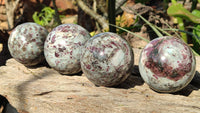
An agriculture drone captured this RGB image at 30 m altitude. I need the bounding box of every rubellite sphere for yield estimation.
[44,24,91,74]
[8,22,48,66]
[81,32,134,86]
[139,36,196,93]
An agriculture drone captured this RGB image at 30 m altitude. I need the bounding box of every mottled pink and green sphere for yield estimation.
[139,36,196,93]
[81,32,134,86]
[8,22,48,66]
[44,24,91,74]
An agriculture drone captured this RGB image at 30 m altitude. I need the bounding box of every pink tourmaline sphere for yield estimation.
[139,36,196,93]
[44,24,91,74]
[81,32,134,86]
[8,22,48,66]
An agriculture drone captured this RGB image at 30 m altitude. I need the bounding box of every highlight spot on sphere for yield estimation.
[139,36,196,93]
[44,24,91,74]
[81,32,134,86]
[8,22,48,66]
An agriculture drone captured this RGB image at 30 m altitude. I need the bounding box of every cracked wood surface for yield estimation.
[0,48,200,113]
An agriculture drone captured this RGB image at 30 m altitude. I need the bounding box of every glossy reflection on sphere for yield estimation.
[81,32,134,86]
[139,36,196,93]
[8,22,48,66]
[44,24,91,74]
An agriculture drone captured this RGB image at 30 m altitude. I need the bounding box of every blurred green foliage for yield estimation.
[168,3,200,23]
[191,10,200,55]
[167,0,200,55]
[192,25,200,55]
[33,7,55,26]
[32,6,64,29]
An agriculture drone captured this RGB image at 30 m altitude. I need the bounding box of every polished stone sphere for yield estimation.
[81,32,134,86]
[139,36,196,93]
[44,24,91,74]
[8,22,48,66]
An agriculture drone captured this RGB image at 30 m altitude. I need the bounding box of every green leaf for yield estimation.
[154,25,171,36]
[192,25,200,54]
[32,6,58,27]
[192,9,200,18]
[32,12,43,25]
[193,25,200,39]
[167,3,200,23]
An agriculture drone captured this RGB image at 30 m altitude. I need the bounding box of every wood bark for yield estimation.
[5,0,20,29]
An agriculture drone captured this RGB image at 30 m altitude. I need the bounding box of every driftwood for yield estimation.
[0,48,200,113]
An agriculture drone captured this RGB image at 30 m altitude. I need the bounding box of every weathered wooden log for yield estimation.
[0,48,199,113]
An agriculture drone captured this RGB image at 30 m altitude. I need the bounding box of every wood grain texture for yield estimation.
[0,48,199,113]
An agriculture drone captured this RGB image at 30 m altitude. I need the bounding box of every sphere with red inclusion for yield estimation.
[139,36,196,93]
[44,24,91,74]
[81,32,134,86]
[8,22,48,66]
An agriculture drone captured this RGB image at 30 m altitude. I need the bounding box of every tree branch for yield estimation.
[76,0,108,30]
[52,0,62,25]
[108,0,116,32]
[5,0,20,29]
